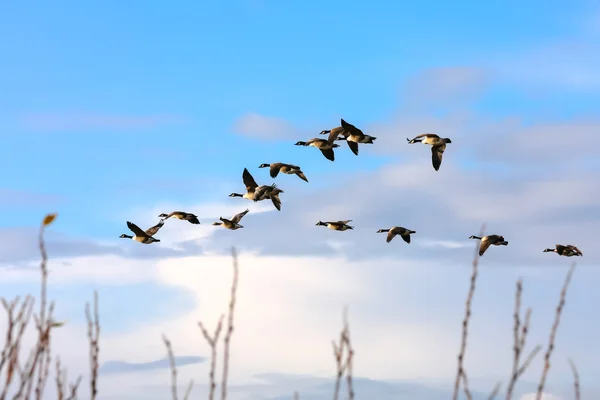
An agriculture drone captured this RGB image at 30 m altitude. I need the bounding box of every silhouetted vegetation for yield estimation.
[0,215,581,399]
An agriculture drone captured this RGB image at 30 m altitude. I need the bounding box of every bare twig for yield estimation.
[85,291,100,400]
[293,391,299,400]
[198,314,224,400]
[163,334,180,400]
[220,247,240,400]
[332,307,353,400]
[568,358,580,400]
[460,369,473,400]
[452,224,484,400]
[343,308,354,400]
[535,262,576,400]
[488,381,502,400]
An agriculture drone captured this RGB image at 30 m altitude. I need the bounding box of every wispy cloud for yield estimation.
[0,188,63,207]
[99,356,206,375]
[232,112,300,140]
[19,112,188,132]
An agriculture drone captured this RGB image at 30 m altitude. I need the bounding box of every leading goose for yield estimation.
[407,133,452,171]
[315,220,354,231]
[320,118,376,156]
[229,168,283,211]
[377,226,416,244]
[543,244,583,257]
[120,220,164,244]
[469,234,508,256]
[212,209,250,230]
[158,211,200,225]
[294,138,339,162]
[258,162,308,183]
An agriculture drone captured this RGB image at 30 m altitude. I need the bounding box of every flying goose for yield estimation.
[158,211,200,224]
[469,234,508,256]
[376,226,416,244]
[407,133,452,171]
[315,220,354,231]
[212,208,250,230]
[294,138,339,162]
[119,220,164,244]
[258,162,309,182]
[229,168,283,211]
[543,244,583,257]
[319,118,376,156]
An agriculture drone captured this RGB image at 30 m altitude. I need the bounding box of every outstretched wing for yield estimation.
[431,143,446,171]
[479,238,492,256]
[243,168,259,190]
[567,245,583,255]
[295,171,308,182]
[399,233,411,244]
[340,119,364,136]
[337,220,352,225]
[346,140,359,156]
[320,148,335,162]
[127,221,150,238]
[269,163,281,178]
[270,195,281,211]
[327,127,343,146]
[145,219,165,236]
[386,231,396,243]
[231,209,250,223]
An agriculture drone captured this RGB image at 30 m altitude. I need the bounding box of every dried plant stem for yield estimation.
[332,307,354,400]
[568,358,580,400]
[220,247,240,400]
[505,280,540,400]
[535,262,576,400]
[488,381,502,400]
[86,291,100,400]
[452,224,484,400]
[163,334,181,400]
[198,314,224,400]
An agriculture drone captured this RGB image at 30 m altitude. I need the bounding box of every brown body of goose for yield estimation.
[258,162,308,182]
[229,168,283,211]
[469,234,508,256]
[407,133,452,171]
[543,244,583,257]
[158,211,200,224]
[316,220,354,231]
[319,118,376,156]
[120,220,164,244]
[377,226,416,243]
[294,138,339,162]
[212,209,250,230]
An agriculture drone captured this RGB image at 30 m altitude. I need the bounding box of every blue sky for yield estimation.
[1,1,600,399]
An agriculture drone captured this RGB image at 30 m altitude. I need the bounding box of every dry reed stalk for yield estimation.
[198,314,224,400]
[488,381,502,399]
[293,391,299,400]
[220,247,240,400]
[568,358,580,400]
[163,334,195,400]
[535,262,576,400]
[332,307,354,400]
[54,356,80,400]
[85,290,100,400]
[505,280,541,400]
[451,224,485,400]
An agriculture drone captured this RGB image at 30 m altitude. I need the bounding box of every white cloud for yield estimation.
[232,112,300,140]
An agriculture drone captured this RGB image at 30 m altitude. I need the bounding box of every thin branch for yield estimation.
[452,223,484,400]
[568,358,580,400]
[163,334,180,400]
[198,314,224,400]
[85,291,100,400]
[488,381,502,400]
[220,247,240,400]
[535,262,577,400]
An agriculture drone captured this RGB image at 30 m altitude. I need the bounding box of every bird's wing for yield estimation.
[340,119,364,136]
[269,163,281,178]
[338,220,352,225]
[320,148,335,161]
[567,245,583,255]
[270,195,281,211]
[127,221,149,237]
[231,209,250,223]
[346,140,359,155]
[145,219,165,236]
[327,127,343,146]
[243,168,259,190]
[386,231,396,243]
[399,232,411,244]
[431,143,446,171]
[479,238,492,256]
[295,171,309,182]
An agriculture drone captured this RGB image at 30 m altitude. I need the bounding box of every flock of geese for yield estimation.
[119,119,583,258]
